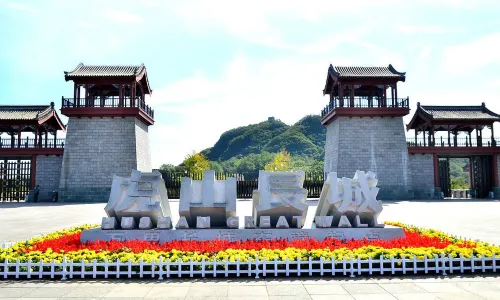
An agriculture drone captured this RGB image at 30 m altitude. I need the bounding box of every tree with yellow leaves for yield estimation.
[264,149,292,171]
[183,151,211,174]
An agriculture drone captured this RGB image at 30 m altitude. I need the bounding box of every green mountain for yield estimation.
[202,115,326,162]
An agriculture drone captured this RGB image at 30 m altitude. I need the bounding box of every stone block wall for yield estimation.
[35,155,63,201]
[324,116,413,200]
[135,118,152,172]
[58,117,152,202]
[408,154,435,199]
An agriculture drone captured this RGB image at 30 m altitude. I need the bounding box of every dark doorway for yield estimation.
[438,158,451,197]
[470,155,492,198]
[438,155,493,199]
[0,159,32,202]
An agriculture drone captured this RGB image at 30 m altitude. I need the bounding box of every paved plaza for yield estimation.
[1,200,500,299]
[1,274,500,299]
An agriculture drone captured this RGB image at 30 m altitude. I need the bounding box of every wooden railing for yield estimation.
[321,97,409,118]
[407,137,498,147]
[62,97,154,119]
[0,138,65,149]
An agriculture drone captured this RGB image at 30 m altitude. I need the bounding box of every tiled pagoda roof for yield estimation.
[64,63,146,77]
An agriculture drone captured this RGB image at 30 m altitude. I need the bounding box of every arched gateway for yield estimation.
[407,103,500,198]
[321,63,500,200]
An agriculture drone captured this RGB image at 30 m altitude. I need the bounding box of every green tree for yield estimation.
[264,149,292,171]
[159,163,186,173]
[159,164,176,172]
[210,161,224,173]
[449,158,470,189]
[183,151,210,174]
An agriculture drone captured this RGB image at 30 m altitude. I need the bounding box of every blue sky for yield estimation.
[2,0,500,167]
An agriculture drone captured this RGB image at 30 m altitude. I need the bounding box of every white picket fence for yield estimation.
[1,253,498,280]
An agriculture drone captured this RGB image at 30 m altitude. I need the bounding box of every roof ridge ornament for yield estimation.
[387,64,406,76]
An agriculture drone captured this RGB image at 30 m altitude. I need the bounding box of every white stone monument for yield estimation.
[253,170,308,227]
[315,170,384,228]
[103,170,171,228]
[179,170,236,227]
[80,169,405,243]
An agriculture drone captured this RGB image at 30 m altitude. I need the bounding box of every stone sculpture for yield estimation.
[253,170,308,227]
[103,170,171,229]
[179,170,236,227]
[81,169,405,243]
[315,170,384,228]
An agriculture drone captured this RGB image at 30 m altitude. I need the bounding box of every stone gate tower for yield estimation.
[321,65,411,199]
[58,64,154,202]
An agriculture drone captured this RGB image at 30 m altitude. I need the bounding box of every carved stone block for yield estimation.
[353,215,368,228]
[276,216,290,229]
[259,216,271,228]
[179,170,236,227]
[253,170,308,227]
[338,215,352,228]
[244,216,256,229]
[101,217,117,230]
[104,170,171,226]
[121,217,136,229]
[139,217,153,229]
[176,216,190,229]
[315,171,384,228]
[157,216,172,229]
[315,216,333,228]
[226,216,239,229]
[196,216,211,229]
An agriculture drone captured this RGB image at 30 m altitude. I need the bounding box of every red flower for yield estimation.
[24,228,475,254]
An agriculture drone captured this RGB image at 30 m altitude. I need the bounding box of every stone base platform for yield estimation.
[80,226,404,243]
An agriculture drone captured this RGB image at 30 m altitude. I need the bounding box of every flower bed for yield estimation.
[2,222,499,264]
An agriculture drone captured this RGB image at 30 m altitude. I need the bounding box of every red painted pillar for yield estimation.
[394,85,398,105]
[433,153,439,187]
[383,85,387,107]
[34,124,38,148]
[350,85,354,107]
[492,124,496,146]
[338,83,343,107]
[131,83,136,107]
[119,85,123,107]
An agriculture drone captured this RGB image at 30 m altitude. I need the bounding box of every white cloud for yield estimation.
[5,2,38,13]
[397,25,451,35]
[441,33,500,74]
[149,53,328,166]
[105,10,144,24]
[485,77,500,88]
[419,46,432,60]
[161,0,491,49]
[76,20,97,28]
[163,0,402,49]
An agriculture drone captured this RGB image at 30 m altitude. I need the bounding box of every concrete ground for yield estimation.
[1,200,500,299]
[1,274,500,299]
